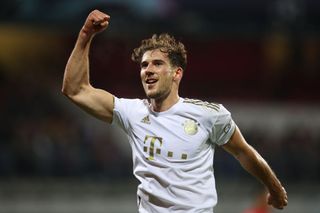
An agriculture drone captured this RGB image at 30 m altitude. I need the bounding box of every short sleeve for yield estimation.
[112,97,130,133]
[210,105,236,146]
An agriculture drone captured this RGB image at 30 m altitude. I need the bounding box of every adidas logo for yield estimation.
[141,115,151,124]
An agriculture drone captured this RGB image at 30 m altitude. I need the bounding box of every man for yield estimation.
[62,10,288,213]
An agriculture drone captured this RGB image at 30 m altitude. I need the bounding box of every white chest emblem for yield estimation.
[183,119,198,135]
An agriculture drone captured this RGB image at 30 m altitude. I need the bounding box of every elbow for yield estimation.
[61,85,67,96]
[61,84,72,97]
[61,78,69,95]
[61,77,80,97]
[231,144,256,163]
[238,147,265,168]
[61,83,78,99]
[61,83,90,99]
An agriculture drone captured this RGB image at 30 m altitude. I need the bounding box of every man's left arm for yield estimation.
[222,126,288,210]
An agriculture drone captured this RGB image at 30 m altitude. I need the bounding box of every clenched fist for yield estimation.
[267,186,288,209]
[81,10,110,37]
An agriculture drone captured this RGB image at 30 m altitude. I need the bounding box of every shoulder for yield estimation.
[181,98,222,114]
[180,98,232,123]
[114,97,147,106]
[114,97,149,113]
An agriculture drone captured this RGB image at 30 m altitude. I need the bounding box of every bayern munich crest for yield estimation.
[183,119,198,135]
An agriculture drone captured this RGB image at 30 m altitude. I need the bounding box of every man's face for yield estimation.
[140,49,176,100]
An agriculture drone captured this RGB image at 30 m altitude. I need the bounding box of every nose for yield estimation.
[143,64,154,76]
[145,70,154,77]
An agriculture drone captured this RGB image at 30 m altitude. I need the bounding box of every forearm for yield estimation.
[237,146,283,193]
[223,128,287,209]
[62,32,93,96]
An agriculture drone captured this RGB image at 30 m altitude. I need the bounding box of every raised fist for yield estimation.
[81,10,110,37]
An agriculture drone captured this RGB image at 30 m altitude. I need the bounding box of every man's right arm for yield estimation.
[62,10,114,123]
[222,127,288,210]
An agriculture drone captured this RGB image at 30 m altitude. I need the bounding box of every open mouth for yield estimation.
[146,79,158,85]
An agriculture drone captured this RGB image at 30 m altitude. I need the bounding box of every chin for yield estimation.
[145,90,161,99]
[144,88,156,97]
[146,93,158,99]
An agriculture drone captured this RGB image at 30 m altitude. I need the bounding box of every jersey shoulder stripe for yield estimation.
[183,98,220,112]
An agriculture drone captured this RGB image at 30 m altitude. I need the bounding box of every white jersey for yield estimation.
[112,97,236,213]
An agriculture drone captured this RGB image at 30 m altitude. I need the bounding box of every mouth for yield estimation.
[145,78,158,85]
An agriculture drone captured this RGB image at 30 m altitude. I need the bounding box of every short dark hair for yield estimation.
[131,33,187,71]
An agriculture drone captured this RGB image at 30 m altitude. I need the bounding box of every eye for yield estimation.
[154,60,163,66]
[140,62,148,69]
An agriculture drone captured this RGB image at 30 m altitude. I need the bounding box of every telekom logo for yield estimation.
[143,135,163,160]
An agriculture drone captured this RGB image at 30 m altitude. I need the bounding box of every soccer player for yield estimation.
[62,10,288,213]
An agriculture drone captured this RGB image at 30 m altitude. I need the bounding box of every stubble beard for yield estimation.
[144,84,171,102]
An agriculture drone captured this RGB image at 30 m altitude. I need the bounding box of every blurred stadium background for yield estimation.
[0,0,319,212]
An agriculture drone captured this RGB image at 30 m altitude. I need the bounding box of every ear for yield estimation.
[173,67,183,81]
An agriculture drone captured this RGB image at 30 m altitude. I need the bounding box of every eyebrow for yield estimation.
[140,59,165,67]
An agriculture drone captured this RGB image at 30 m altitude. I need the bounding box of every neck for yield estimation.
[150,92,180,112]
